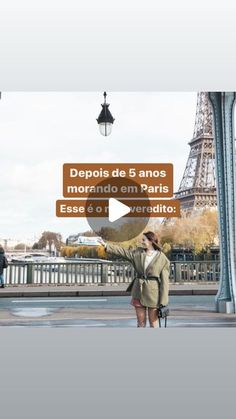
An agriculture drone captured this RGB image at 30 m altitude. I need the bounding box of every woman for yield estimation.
[99,231,170,328]
[0,245,8,289]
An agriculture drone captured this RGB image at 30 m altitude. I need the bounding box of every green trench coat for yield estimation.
[105,243,170,308]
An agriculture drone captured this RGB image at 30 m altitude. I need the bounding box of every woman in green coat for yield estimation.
[99,231,170,328]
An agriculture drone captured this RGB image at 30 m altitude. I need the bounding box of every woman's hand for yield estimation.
[97,237,106,247]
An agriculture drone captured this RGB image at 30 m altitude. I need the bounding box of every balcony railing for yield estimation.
[2,260,220,286]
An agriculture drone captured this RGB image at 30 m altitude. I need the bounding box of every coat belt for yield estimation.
[137,275,160,281]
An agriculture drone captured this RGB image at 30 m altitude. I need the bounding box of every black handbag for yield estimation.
[3,256,8,269]
[158,305,170,318]
[158,305,169,328]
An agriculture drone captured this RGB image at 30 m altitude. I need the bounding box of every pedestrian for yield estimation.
[98,231,170,328]
[0,245,8,288]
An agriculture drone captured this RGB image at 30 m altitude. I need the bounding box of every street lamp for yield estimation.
[51,240,56,257]
[46,240,50,255]
[96,92,115,136]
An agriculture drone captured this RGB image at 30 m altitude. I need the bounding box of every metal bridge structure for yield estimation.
[208,92,236,313]
[165,92,236,313]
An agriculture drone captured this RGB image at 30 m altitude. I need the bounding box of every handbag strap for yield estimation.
[158,276,168,328]
[158,314,168,328]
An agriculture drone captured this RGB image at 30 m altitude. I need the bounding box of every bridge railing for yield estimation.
[2,260,220,286]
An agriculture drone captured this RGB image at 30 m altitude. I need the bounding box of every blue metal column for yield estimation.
[209,92,236,313]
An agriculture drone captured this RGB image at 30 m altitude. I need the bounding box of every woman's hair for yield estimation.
[143,231,161,251]
[0,245,5,253]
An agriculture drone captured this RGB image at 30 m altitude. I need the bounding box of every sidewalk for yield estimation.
[0,283,218,298]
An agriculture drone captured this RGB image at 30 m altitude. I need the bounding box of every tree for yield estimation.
[158,208,219,254]
[35,231,64,251]
[78,230,98,237]
[61,245,108,259]
[14,243,31,250]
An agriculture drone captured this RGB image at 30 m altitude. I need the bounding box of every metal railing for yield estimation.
[170,261,220,282]
[2,260,220,286]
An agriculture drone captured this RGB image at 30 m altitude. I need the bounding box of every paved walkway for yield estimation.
[0,283,218,298]
[0,293,236,327]
[1,285,236,327]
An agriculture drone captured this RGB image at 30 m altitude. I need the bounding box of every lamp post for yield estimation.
[46,240,50,256]
[96,92,115,136]
[51,240,56,257]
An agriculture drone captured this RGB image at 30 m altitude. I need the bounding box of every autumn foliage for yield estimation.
[61,245,108,259]
[61,209,219,259]
[159,208,219,255]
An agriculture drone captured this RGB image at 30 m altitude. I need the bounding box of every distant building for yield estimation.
[0,238,34,250]
[170,244,219,261]
[0,238,21,250]
[66,235,101,246]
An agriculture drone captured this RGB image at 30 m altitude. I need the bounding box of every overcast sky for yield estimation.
[0,92,199,242]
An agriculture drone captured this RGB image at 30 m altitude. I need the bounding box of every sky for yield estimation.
[0,92,199,243]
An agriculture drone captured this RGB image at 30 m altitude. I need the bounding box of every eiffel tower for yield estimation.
[174,92,217,216]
